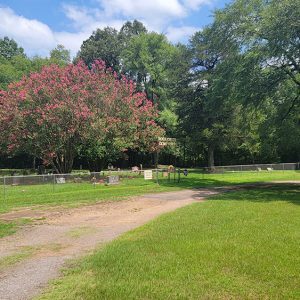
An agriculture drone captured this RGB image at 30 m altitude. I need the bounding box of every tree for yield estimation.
[214,0,300,111]
[79,27,120,70]
[119,20,147,43]
[175,26,244,169]
[0,37,25,60]
[210,0,300,164]
[78,20,147,71]
[50,45,71,65]
[0,61,163,173]
[121,32,178,107]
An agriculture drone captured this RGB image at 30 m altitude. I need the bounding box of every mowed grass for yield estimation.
[0,171,299,215]
[0,177,181,214]
[163,170,300,189]
[37,185,300,300]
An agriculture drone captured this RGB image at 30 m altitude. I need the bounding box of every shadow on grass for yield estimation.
[157,176,235,189]
[209,184,300,206]
[156,170,300,190]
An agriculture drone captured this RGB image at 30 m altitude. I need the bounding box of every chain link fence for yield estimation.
[203,162,300,173]
[1,164,298,211]
[0,169,183,211]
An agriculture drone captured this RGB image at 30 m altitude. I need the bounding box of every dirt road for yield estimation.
[0,188,218,300]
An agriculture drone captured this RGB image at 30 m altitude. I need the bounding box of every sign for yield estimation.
[106,175,119,185]
[158,137,176,146]
[144,170,153,180]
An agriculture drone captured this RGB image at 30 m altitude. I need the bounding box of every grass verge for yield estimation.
[0,178,181,214]
[36,185,300,300]
[1,170,299,214]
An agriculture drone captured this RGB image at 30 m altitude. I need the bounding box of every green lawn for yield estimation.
[37,185,300,300]
[161,169,300,188]
[0,170,299,214]
[0,178,180,214]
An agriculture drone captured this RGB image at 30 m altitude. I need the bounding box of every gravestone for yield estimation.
[106,175,119,185]
[56,177,66,184]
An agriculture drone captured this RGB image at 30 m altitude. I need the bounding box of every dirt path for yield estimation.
[0,188,219,300]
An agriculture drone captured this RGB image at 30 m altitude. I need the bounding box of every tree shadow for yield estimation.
[209,183,300,206]
[157,175,300,206]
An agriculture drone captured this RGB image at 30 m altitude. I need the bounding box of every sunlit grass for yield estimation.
[37,185,300,300]
[0,170,299,214]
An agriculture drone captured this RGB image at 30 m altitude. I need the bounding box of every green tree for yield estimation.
[50,44,71,65]
[175,26,245,168]
[122,32,177,106]
[0,37,25,60]
[78,20,147,71]
[212,0,300,163]
[214,0,300,111]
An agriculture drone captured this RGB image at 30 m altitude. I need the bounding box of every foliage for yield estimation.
[173,0,300,167]
[0,61,163,173]
[0,37,25,60]
[78,20,147,71]
[122,32,177,106]
[50,45,71,65]
[176,27,243,168]
[0,42,69,90]
[1,0,299,168]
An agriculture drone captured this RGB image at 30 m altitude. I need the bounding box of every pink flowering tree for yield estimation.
[0,61,163,173]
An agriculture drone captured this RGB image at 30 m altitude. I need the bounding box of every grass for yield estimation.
[0,246,34,270]
[37,185,300,300]
[0,218,32,238]
[161,169,300,189]
[0,178,180,213]
[0,221,17,238]
[0,243,66,271]
[0,170,299,214]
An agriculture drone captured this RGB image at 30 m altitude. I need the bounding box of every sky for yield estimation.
[0,0,230,57]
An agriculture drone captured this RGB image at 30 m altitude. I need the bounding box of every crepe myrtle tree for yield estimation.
[0,60,163,173]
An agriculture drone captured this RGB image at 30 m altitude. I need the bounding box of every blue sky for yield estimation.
[0,0,230,57]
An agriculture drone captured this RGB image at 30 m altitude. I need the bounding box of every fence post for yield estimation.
[3,176,6,206]
[177,168,181,183]
[92,172,96,189]
[156,169,159,184]
[53,174,55,193]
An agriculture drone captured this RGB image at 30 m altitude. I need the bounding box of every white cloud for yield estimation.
[62,4,95,29]
[182,0,214,10]
[166,26,200,43]
[100,0,186,21]
[0,7,56,56]
[0,6,94,57]
[0,0,213,57]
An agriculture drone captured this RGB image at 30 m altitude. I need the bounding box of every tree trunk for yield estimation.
[32,157,36,170]
[52,144,75,174]
[208,145,215,170]
[154,151,159,169]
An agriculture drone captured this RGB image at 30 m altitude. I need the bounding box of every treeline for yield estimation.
[0,0,299,170]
